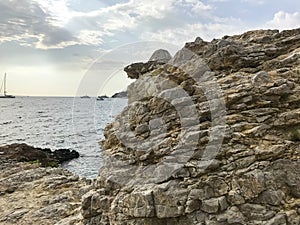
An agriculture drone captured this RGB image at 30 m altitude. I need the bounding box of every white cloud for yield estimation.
[242,0,265,5]
[265,11,300,30]
[32,0,73,27]
[0,0,81,49]
[7,0,298,52]
[77,30,105,46]
[141,19,245,45]
[175,0,212,12]
[0,0,219,49]
[207,0,228,2]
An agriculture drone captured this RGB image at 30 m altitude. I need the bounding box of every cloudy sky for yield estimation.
[0,0,299,96]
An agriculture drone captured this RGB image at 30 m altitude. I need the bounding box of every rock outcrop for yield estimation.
[111,91,128,98]
[0,144,90,225]
[0,143,80,167]
[81,28,300,225]
[124,49,172,79]
[124,61,165,79]
[149,49,172,63]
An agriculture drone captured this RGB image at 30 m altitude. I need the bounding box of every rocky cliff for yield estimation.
[81,28,300,225]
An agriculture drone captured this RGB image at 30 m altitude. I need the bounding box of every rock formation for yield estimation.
[81,28,300,224]
[1,28,299,225]
[111,91,128,98]
[149,49,172,63]
[124,49,171,80]
[0,144,90,225]
[0,143,80,167]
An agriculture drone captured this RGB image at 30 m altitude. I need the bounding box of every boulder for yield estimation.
[149,49,172,63]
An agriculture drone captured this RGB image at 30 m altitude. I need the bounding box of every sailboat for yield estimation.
[0,73,15,98]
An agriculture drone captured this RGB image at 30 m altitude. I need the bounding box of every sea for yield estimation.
[0,96,128,178]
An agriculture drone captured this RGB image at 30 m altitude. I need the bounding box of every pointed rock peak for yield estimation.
[169,47,195,67]
[149,49,172,63]
[195,36,204,43]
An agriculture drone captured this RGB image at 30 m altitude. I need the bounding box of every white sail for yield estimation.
[0,73,15,98]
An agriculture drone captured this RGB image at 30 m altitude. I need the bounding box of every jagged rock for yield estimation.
[169,47,195,67]
[0,162,91,225]
[0,144,90,225]
[124,61,165,79]
[82,28,300,225]
[3,28,300,225]
[124,49,172,80]
[149,49,172,63]
[0,143,79,167]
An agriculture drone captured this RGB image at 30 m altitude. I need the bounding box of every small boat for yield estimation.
[80,95,90,99]
[96,95,109,101]
[0,73,15,98]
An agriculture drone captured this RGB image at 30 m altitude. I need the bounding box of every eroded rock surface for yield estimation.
[0,145,91,225]
[149,49,172,63]
[81,28,300,225]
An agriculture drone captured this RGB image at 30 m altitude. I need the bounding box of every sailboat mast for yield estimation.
[4,73,7,96]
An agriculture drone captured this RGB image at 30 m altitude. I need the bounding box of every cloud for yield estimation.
[0,0,79,49]
[0,0,238,50]
[3,0,298,52]
[265,11,300,30]
[32,0,73,27]
[241,0,266,5]
[140,18,245,45]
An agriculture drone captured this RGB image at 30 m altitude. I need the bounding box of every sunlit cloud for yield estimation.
[265,11,300,30]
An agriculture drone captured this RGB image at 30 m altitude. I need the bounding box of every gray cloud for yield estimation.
[0,0,78,49]
[1,0,299,51]
[0,0,223,49]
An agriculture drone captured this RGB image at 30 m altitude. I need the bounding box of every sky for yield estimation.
[0,0,299,96]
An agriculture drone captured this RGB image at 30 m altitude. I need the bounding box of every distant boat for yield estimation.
[96,95,109,101]
[0,73,15,98]
[80,95,90,99]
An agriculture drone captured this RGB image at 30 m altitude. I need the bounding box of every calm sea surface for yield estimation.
[0,97,127,178]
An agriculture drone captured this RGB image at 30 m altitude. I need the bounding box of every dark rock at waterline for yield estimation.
[0,143,79,167]
[111,91,128,98]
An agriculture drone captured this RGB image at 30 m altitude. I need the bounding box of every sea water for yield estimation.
[0,96,127,178]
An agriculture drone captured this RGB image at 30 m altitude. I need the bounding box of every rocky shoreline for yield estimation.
[1,28,300,225]
[0,143,80,167]
[0,144,91,225]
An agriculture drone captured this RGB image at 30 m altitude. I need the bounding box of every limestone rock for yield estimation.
[149,49,172,63]
[6,29,300,225]
[79,28,300,224]
[0,144,91,225]
[0,161,91,225]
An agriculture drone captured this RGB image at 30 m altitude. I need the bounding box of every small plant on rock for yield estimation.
[47,161,59,168]
[290,129,300,141]
[29,159,40,164]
